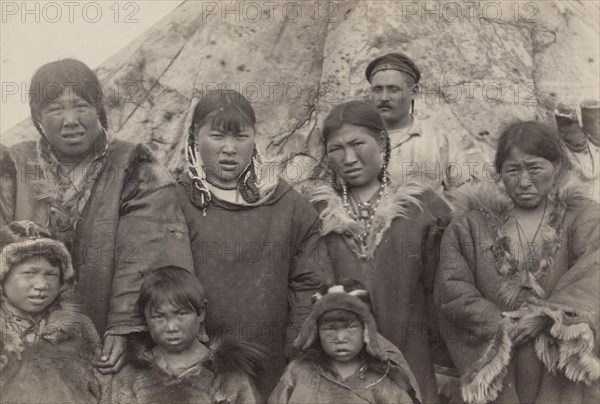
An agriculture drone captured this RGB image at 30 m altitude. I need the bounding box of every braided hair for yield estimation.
[321,101,391,193]
[187,89,261,205]
[29,58,108,136]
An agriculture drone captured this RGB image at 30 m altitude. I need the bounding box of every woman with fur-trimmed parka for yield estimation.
[0,59,194,375]
[310,101,451,404]
[435,121,600,404]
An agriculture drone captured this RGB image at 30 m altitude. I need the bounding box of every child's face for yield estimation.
[318,318,365,364]
[2,256,61,314]
[145,300,202,354]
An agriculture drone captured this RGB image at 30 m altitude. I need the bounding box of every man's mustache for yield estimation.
[377,102,393,108]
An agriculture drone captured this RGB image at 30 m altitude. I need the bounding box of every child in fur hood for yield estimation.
[0,220,103,403]
[269,280,422,404]
[107,266,265,404]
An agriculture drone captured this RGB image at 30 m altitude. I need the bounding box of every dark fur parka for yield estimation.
[106,336,265,404]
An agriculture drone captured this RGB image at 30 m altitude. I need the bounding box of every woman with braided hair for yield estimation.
[310,100,450,403]
[176,89,333,398]
[0,58,194,374]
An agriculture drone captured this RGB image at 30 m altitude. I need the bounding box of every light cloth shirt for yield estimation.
[387,116,470,192]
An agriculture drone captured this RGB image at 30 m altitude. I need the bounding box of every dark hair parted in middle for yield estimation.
[322,101,386,143]
[495,120,569,173]
[138,266,206,317]
[189,90,256,137]
[28,58,108,135]
[322,101,391,185]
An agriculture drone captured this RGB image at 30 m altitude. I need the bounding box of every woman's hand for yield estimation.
[94,334,128,374]
[503,308,552,346]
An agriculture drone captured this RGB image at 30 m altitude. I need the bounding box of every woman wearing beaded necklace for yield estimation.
[176,89,333,397]
[435,120,600,404]
[311,100,450,404]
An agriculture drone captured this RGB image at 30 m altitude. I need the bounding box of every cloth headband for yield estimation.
[369,62,419,83]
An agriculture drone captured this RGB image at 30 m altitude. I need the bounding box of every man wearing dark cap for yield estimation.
[366,52,470,192]
[366,52,466,404]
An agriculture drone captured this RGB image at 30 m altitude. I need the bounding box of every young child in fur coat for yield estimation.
[0,221,103,403]
[269,280,422,404]
[107,266,265,404]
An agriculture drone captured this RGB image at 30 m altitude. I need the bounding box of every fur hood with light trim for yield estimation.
[294,285,385,360]
[0,221,74,294]
[310,181,429,259]
[294,284,422,404]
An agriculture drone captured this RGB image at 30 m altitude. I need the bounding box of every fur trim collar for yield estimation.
[0,298,76,370]
[449,174,592,309]
[311,182,427,260]
[127,336,266,382]
[449,173,591,220]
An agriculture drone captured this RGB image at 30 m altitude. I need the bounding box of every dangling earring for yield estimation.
[186,132,211,216]
[341,178,349,208]
[252,147,264,187]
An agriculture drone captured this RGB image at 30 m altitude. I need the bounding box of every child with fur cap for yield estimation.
[107,266,266,404]
[269,279,422,404]
[0,220,103,403]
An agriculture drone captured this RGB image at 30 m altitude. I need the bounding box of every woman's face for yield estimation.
[195,120,255,187]
[500,148,559,209]
[326,123,384,189]
[37,91,102,163]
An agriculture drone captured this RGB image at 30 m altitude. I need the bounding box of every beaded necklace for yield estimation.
[513,200,547,263]
[342,184,384,246]
[205,177,238,191]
